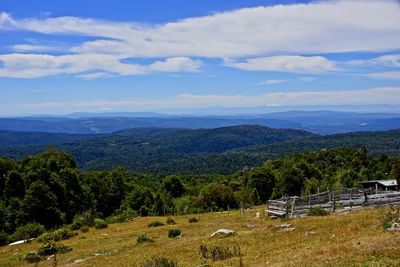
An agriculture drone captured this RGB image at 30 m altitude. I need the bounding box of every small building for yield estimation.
[359,179,398,193]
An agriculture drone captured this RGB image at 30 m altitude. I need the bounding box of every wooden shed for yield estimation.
[359,179,398,193]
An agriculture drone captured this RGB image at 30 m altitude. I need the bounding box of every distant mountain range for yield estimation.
[0,110,399,135]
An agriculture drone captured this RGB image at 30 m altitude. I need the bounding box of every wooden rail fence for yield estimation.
[267,189,400,218]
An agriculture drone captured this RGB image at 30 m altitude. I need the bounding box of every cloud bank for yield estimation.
[0,0,399,78]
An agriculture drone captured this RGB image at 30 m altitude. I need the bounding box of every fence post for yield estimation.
[291,197,296,217]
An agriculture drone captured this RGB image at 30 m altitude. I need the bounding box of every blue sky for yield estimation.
[0,0,399,115]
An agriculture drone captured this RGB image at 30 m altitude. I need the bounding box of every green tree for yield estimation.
[162,175,185,198]
[3,171,25,199]
[391,162,400,191]
[21,181,64,228]
[199,183,237,210]
[248,165,275,201]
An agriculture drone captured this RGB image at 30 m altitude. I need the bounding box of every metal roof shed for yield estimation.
[359,179,398,193]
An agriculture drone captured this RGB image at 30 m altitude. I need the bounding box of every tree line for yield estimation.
[0,146,399,242]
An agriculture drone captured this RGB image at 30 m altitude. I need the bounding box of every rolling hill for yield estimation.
[0,126,400,175]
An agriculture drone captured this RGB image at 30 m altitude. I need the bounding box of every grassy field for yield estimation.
[1,207,399,267]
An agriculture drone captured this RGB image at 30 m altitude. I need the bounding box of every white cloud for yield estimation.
[148,57,202,73]
[1,0,399,78]
[11,44,54,52]
[8,87,400,112]
[2,0,400,58]
[0,12,15,28]
[0,54,202,78]
[366,71,400,80]
[349,54,400,68]
[260,79,286,85]
[226,56,336,74]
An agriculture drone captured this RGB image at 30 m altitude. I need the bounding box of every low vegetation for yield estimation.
[307,206,329,216]
[1,207,399,266]
[167,228,181,238]
[137,233,153,244]
[148,221,165,228]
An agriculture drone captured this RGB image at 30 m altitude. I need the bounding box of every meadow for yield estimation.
[1,207,399,267]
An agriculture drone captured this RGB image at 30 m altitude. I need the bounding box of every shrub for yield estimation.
[37,241,72,256]
[94,218,108,229]
[166,217,176,225]
[70,211,95,230]
[307,206,329,216]
[37,228,77,243]
[142,256,178,267]
[0,231,9,246]
[106,209,137,224]
[188,217,199,223]
[137,233,153,244]
[148,221,164,228]
[80,225,89,233]
[24,252,41,264]
[167,228,181,238]
[24,242,72,265]
[380,205,400,230]
[199,244,241,261]
[10,223,46,242]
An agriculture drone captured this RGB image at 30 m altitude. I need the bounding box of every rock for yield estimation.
[387,222,400,232]
[47,255,54,261]
[8,238,35,246]
[276,223,291,228]
[304,231,317,237]
[246,224,256,229]
[210,228,235,237]
[281,227,296,232]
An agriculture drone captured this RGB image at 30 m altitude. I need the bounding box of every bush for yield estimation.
[37,228,77,243]
[380,205,400,230]
[10,223,46,242]
[24,252,41,264]
[0,231,9,246]
[166,217,176,225]
[142,256,178,267]
[24,242,73,264]
[199,244,241,261]
[80,225,89,233]
[167,228,181,238]
[37,241,72,256]
[137,233,153,244]
[188,217,199,223]
[148,221,164,228]
[106,209,137,224]
[70,211,95,230]
[307,206,329,216]
[94,218,108,229]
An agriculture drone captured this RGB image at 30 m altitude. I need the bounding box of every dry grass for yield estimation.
[1,207,399,267]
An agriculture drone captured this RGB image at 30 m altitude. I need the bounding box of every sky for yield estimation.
[0,0,400,115]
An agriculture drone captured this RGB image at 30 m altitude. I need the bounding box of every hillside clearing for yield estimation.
[1,207,399,267]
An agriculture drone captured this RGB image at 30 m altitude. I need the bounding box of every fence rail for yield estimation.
[266,189,400,218]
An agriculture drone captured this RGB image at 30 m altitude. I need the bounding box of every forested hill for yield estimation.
[0,125,314,163]
[0,130,94,146]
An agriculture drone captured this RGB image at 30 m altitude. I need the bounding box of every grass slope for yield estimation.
[1,208,399,266]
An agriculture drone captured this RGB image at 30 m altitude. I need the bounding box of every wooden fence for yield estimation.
[267,188,400,218]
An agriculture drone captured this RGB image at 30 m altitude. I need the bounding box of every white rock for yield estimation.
[387,222,400,232]
[210,229,235,237]
[8,238,35,246]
